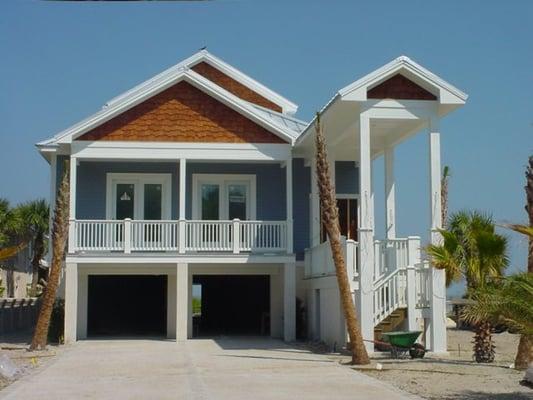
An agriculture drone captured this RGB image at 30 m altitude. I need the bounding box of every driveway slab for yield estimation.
[1,338,418,399]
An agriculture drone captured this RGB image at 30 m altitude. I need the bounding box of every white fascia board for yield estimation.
[339,56,468,105]
[67,254,295,264]
[51,69,294,146]
[71,141,292,162]
[197,52,298,115]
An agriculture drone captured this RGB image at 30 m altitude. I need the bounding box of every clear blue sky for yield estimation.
[1,1,531,294]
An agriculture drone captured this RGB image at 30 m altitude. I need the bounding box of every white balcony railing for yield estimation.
[303,237,358,280]
[69,219,288,254]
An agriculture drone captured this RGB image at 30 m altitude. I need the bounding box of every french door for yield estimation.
[321,197,358,242]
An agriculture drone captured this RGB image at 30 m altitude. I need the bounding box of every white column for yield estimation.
[428,116,447,353]
[64,262,78,344]
[384,145,396,239]
[310,157,320,247]
[68,157,77,254]
[283,262,296,341]
[406,236,421,331]
[167,273,177,339]
[176,263,189,341]
[48,154,57,258]
[77,272,88,339]
[285,157,294,254]
[179,159,186,254]
[357,112,374,353]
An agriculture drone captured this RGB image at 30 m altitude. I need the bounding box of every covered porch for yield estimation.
[295,56,467,353]
[64,142,295,255]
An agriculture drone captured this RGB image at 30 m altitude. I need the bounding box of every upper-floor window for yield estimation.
[192,174,256,221]
[106,173,172,220]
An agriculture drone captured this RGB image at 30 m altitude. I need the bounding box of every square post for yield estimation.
[428,116,447,353]
[406,236,421,331]
[64,262,78,344]
[179,159,186,254]
[384,144,396,239]
[68,157,77,254]
[357,112,374,353]
[176,263,189,341]
[283,262,296,341]
[285,157,293,254]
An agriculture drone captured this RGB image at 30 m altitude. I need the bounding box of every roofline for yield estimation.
[339,55,468,101]
[39,69,296,147]
[105,50,298,114]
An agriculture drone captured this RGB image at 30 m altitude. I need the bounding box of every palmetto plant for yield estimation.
[427,210,509,363]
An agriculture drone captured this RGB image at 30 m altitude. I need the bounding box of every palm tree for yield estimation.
[314,114,369,365]
[31,162,70,350]
[427,210,509,363]
[15,199,49,293]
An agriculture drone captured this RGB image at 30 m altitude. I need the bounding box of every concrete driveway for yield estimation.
[1,338,418,400]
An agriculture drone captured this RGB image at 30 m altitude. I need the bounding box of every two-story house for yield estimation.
[37,50,466,353]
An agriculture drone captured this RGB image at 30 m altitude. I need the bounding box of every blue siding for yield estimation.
[292,158,310,260]
[76,161,178,219]
[335,161,359,194]
[185,163,286,220]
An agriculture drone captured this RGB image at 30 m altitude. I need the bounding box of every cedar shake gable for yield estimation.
[78,81,287,143]
[192,62,283,112]
[367,74,437,100]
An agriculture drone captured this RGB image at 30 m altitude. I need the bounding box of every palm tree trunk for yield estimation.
[30,161,70,350]
[441,166,450,229]
[515,155,533,369]
[314,114,370,365]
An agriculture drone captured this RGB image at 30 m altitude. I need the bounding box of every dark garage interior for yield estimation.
[87,275,167,337]
[193,275,270,337]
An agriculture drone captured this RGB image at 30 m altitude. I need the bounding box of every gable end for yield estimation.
[192,62,283,113]
[367,74,437,100]
[77,81,287,144]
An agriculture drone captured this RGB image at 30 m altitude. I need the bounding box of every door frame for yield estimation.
[192,174,257,220]
[105,173,172,220]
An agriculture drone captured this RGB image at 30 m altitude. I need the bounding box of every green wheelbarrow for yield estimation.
[380,331,425,359]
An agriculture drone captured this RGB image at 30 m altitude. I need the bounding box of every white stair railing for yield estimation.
[373,267,407,325]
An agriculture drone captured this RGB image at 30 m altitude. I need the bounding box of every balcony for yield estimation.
[69,219,288,254]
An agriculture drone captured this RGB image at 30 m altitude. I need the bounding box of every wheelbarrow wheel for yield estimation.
[409,343,426,359]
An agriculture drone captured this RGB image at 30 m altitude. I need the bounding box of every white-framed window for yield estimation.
[192,174,257,220]
[106,173,172,220]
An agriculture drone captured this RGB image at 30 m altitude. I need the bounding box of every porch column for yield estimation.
[310,157,320,247]
[428,116,447,353]
[283,262,296,341]
[68,157,77,254]
[384,144,396,239]
[285,157,293,254]
[357,112,374,353]
[64,262,78,344]
[176,263,189,341]
[178,159,186,254]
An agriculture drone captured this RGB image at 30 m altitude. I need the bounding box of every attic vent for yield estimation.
[367,74,437,100]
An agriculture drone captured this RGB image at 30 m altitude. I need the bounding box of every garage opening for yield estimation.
[192,275,270,337]
[87,275,167,337]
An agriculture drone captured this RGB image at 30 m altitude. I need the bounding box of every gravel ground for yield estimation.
[0,331,60,392]
[349,329,532,400]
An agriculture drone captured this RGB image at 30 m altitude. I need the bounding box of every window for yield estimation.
[192,174,256,220]
[106,173,171,220]
[321,196,358,242]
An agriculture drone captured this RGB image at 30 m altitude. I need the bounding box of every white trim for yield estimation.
[105,173,172,220]
[192,174,257,220]
[105,50,298,114]
[41,67,296,147]
[66,254,296,264]
[71,141,292,162]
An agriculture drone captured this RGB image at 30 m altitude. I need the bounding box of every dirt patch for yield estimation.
[350,329,532,400]
[0,331,60,392]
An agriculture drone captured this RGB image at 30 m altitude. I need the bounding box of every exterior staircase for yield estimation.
[374,307,407,341]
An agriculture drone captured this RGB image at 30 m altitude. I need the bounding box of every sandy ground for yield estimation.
[348,329,532,400]
[0,331,60,392]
